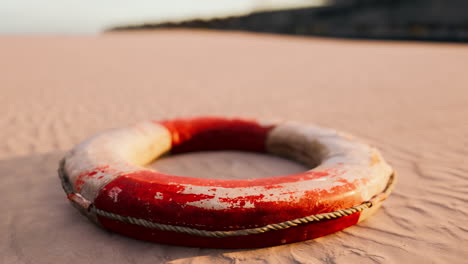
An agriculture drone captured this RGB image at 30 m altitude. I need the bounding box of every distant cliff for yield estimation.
[111,0,468,42]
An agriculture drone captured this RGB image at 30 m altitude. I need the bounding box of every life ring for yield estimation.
[59,117,395,248]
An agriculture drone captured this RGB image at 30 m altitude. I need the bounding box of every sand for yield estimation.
[1,30,467,263]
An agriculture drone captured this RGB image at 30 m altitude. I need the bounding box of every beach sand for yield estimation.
[1,30,467,263]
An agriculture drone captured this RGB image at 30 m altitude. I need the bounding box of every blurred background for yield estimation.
[2,0,467,42]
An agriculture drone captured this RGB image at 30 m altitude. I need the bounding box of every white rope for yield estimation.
[90,201,373,238]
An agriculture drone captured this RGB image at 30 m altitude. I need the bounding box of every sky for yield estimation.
[0,0,328,34]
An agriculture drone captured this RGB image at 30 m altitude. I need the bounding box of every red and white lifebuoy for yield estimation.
[59,117,395,248]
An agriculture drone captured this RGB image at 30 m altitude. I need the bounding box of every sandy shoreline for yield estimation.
[1,30,467,263]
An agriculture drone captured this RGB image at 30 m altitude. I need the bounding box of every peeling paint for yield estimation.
[108,186,122,203]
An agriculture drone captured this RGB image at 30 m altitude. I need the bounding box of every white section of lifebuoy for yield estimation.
[266,122,392,202]
[64,121,171,200]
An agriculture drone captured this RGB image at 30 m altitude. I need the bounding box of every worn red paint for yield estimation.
[74,165,111,191]
[159,117,274,154]
[74,178,86,192]
[218,194,265,205]
[118,169,332,189]
[94,171,362,231]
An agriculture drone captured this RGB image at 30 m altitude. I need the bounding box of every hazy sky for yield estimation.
[0,0,327,34]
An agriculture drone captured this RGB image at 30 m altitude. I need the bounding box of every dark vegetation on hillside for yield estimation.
[111,0,468,42]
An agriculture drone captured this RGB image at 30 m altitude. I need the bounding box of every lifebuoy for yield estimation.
[59,117,395,248]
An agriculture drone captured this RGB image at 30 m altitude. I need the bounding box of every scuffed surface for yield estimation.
[64,121,171,201]
[1,31,467,263]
